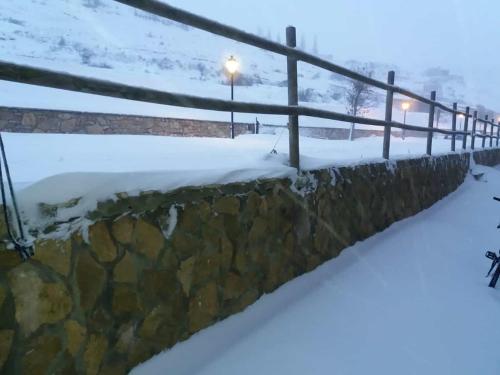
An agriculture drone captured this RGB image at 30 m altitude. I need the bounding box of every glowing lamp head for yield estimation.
[458,114,465,119]
[401,102,410,111]
[225,55,239,75]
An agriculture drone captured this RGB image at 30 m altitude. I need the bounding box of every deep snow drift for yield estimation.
[132,163,500,375]
[12,132,458,192]
[8,132,464,227]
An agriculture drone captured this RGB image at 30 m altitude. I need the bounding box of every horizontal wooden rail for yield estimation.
[113,0,390,91]
[2,0,498,162]
[114,1,477,121]
[476,118,499,127]
[393,86,472,116]
[0,60,472,139]
[0,60,399,126]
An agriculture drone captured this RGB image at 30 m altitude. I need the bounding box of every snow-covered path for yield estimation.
[132,164,500,375]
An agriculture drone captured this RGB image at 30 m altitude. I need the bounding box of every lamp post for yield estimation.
[458,114,464,130]
[401,101,410,140]
[225,55,239,139]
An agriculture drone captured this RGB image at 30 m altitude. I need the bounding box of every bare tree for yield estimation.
[300,34,307,50]
[343,65,377,140]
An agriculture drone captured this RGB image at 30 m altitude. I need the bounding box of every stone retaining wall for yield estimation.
[1,149,499,374]
[471,148,500,166]
[0,106,252,138]
[2,106,403,140]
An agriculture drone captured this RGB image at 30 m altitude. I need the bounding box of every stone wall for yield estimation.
[1,150,499,374]
[1,106,410,140]
[0,106,253,138]
[471,148,500,166]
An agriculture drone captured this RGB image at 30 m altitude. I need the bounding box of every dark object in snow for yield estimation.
[484,197,500,288]
[485,251,500,288]
[472,172,484,181]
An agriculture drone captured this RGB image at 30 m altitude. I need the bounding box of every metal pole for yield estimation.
[230,74,234,139]
[482,115,488,148]
[426,91,436,155]
[286,26,299,169]
[471,110,477,150]
[451,102,457,152]
[382,70,395,159]
[462,106,469,150]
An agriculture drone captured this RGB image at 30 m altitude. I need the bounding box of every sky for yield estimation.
[165,0,500,106]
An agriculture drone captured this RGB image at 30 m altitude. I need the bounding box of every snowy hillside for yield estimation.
[0,0,474,128]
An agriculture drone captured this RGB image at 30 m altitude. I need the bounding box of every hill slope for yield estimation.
[0,0,481,126]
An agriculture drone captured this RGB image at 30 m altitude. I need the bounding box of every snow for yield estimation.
[10,132,460,191]
[6,130,472,237]
[131,163,500,375]
[0,0,467,128]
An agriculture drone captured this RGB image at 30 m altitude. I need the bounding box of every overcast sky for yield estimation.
[165,0,500,106]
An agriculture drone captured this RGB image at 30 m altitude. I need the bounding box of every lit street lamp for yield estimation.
[458,113,465,130]
[225,55,239,139]
[401,101,410,140]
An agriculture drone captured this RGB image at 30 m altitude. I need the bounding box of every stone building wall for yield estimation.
[1,149,499,374]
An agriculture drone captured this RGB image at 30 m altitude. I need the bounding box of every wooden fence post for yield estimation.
[462,106,469,150]
[490,119,494,147]
[382,71,395,159]
[497,121,500,147]
[482,115,488,148]
[286,26,300,170]
[471,110,478,149]
[451,102,457,151]
[426,91,436,155]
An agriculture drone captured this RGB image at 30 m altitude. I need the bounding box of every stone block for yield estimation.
[133,219,164,260]
[33,238,72,276]
[89,222,118,263]
[76,251,106,312]
[188,282,219,333]
[7,264,72,336]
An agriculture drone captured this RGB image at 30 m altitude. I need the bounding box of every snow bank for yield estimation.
[5,131,464,229]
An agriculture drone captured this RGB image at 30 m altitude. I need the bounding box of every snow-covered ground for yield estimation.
[6,131,470,234]
[10,132,459,192]
[132,163,500,375]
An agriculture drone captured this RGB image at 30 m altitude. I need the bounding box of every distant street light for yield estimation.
[401,101,410,140]
[458,113,465,130]
[225,55,239,139]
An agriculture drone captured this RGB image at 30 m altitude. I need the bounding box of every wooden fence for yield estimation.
[0,0,498,169]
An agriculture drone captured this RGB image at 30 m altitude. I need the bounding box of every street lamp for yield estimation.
[401,101,410,140]
[225,55,239,139]
[458,113,465,130]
